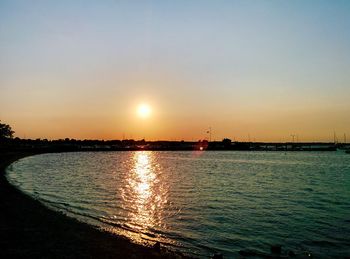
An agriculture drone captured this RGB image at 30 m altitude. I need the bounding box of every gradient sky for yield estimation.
[1,0,350,142]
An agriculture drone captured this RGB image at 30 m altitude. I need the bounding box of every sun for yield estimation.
[137,104,151,119]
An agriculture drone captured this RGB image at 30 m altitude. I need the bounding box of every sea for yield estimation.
[6,151,350,258]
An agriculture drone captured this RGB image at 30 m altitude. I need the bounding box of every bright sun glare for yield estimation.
[137,104,151,119]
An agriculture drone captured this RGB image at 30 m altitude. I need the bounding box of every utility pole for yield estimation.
[207,127,212,142]
[290,134,296,143]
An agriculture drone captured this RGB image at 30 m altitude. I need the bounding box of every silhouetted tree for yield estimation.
[222,138,232,148]
[0,121,15,139]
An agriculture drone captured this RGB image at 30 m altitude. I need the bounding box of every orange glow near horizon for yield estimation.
[4,105,349,142]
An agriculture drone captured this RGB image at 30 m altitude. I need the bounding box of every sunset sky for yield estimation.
[1,0,349,142]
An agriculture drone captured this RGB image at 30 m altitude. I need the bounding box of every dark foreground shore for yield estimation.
[0,152,190,259]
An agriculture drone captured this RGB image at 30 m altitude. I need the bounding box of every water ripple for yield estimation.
[6,151,350,258]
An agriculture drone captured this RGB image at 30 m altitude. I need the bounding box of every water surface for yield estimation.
[6,151,350,257]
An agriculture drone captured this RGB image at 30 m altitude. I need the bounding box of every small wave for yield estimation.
[305,240,340,248]
[7,151,350,258]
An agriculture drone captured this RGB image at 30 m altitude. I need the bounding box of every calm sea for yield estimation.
[6,151,350,258]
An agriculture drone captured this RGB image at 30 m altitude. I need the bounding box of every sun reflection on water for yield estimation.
[131,151,156,228]
[120,151,168,241]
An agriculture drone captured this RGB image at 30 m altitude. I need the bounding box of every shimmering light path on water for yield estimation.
[6,151,350,257]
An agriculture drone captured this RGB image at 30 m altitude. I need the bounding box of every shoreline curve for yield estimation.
[0,151,192,259]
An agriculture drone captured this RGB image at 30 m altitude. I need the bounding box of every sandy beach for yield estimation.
[0,152,190,259]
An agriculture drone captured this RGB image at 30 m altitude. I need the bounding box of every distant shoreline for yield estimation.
[1,138,346,154]
[0,151,190,258]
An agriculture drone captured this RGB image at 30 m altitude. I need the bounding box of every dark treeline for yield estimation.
[0,137,346,153]
[1,120,348,152]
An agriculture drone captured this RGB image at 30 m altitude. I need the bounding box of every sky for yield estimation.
[1,0,350,142]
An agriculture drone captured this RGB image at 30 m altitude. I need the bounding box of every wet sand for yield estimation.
[0,152,190,259]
